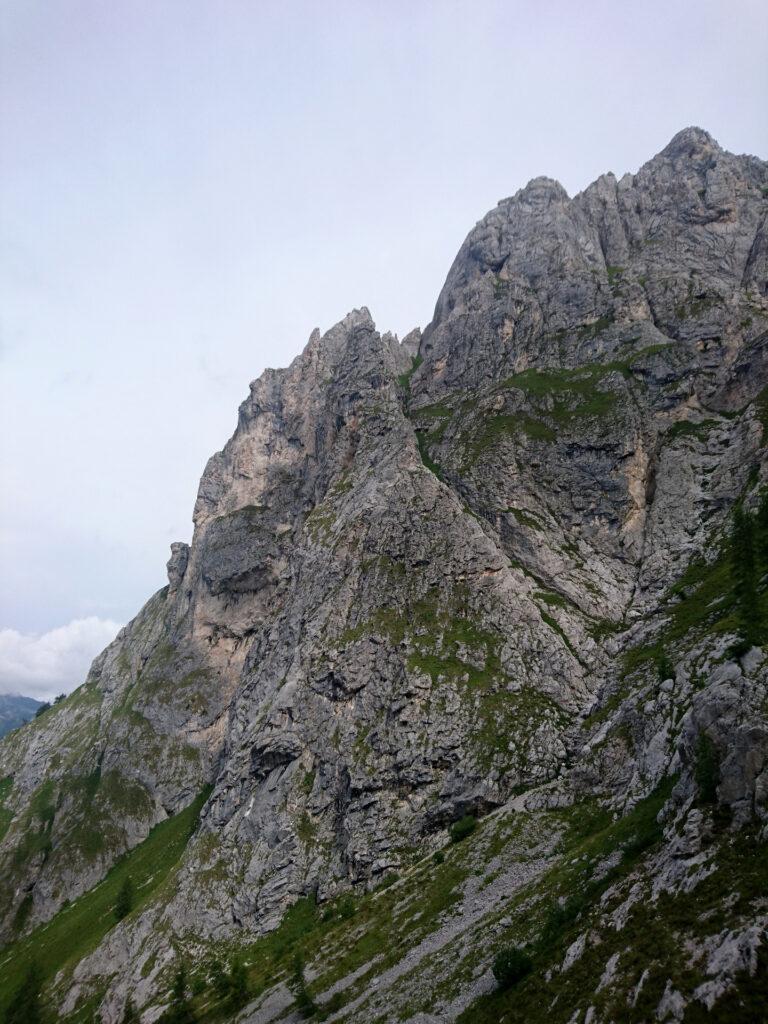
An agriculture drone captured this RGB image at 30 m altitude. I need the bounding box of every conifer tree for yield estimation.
[114,875,134,921]
[121,998,138,1023]
[210,958,230,999]
[732,506,760,646]
[291,953,316,1018]
[227,957,249,1010]
[167,964,195,1024]
[757,491,768,568]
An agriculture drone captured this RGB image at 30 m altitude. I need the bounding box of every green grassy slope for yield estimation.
[0,787,210,1018]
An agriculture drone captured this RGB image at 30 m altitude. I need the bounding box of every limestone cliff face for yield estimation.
[1,129,767,1023]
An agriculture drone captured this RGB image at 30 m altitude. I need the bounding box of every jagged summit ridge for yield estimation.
[420,128,766,396]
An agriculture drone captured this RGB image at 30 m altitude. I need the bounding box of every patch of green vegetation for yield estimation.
[397,354,423,400]
[305,504,337,542]
[415,429,446,480]
[757,385,768,442]
[622,545,735,676]
[503,364,621,421]
[0,776,13,844]
[299,769,315,797]
[328,473,353,498]
[338,589,497,677]
[27,767,156,867]
[28,780,57,828]
[375,871,399,892]
[540,611,577,657]
[297,812,317,847]
[462,413,554,464]
[160,840,474,1023]
[606,265,624,285]
[587,618,623,642]
[113,876,134,922]
[577,312,615,340]
[11,894,33,933]
[449,816,477,843]
[463,348,675,468]
[665,418,718,442]
[625,342,671,363]
[506,507,545,530]
[406,394,464,476]
[457,778,684,1024]
[693,733,720,804]
[413,401,453,421]
[515,415,556,441]
[492,945,533,988]
[0,788,211,1019]
[533,590,568,608]
[406,606,501,691]
[472,686,569,773]
[623,491,768,676]
[9,780,57,869]
[674,285,718,321]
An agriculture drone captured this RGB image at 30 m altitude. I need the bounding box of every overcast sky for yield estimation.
[1,0,766,699]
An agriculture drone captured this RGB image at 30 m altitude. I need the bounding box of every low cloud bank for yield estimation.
[0,617,122,701]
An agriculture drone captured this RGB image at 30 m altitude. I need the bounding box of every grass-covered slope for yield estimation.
[459,804,767,1023]
[0,584,220,943]
[0,788,210,1020]
[89,771,765,1024]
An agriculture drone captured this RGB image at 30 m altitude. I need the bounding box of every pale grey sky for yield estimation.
[1,0,767,697]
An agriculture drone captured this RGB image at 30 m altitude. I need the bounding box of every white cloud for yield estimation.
[0,618,122,701]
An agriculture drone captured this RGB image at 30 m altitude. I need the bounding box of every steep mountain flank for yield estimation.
[0,128,766,1024]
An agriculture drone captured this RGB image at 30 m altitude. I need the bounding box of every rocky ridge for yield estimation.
[0,127,766,1023]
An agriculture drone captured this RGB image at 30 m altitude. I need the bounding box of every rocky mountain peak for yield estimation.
[0,129,766,1024]
[660,124,720,159]
[508,174,570,205]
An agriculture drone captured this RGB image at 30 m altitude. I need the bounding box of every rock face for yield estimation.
[1,128,767,1023]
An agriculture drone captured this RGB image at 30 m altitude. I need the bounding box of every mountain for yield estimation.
[0,127,766,1023]
[0,695,44,739]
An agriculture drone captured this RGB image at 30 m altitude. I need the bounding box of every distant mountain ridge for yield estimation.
[0,694,43,739]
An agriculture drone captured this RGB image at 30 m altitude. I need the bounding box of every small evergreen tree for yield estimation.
[449,815,477,842]
[291,954,316,1018]
[114,875,134,921]
[731,506,760,647]
[694,732,720,804]
[210,958,230,999]
[227,957,249,1010]
[656,652,675,682]
[492,946,533,989]
[162,964,196,1024]
[5,959,44,1024]
[757,491,768,568]
[121,998,138,1023]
